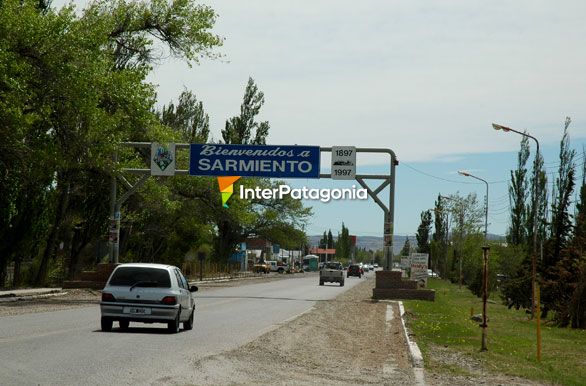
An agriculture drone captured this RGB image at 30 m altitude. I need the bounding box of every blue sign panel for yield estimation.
[189,144,320,178]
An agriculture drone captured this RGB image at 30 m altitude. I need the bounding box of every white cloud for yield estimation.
[144,0,586,164]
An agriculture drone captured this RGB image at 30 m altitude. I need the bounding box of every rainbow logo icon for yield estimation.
[217,176,241,208]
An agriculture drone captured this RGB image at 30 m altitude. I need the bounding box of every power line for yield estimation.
[401,162,477,184]
[402,162,508,185]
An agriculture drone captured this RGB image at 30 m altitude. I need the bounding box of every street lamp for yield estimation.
[492,123,540,319]
[457,171,489,240]
[440,195,465,289]
[458,171,490,352]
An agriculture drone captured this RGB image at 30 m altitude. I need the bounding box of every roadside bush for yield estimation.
[568,261,586,328]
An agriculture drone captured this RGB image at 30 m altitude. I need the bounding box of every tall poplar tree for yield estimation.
[508,136,530,245]
[416,210,432,254]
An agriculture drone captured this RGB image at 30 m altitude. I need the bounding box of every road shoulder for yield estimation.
[182,276,416,385]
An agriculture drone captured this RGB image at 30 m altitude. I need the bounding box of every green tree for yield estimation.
[508,136,530,245]
[546,117,576,266]
[159,90,210,143]
[336,223,351,260]
[327,229,334,249]
[400,237,411,256]
[542,118,577,322]
[441,193,484,283]
[0,0,222,286]
[431,195,448,277]
[221,77,270,145]
[572,146,586,254]
[319,231,327,249]
[416,210,432,254]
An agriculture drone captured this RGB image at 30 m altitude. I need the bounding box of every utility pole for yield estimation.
[481,246,489,351]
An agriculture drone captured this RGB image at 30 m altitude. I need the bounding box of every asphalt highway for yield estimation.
[0,273,365,385]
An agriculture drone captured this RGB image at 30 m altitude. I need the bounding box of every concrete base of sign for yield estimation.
[372,270,435,301]
[63,263,119,289]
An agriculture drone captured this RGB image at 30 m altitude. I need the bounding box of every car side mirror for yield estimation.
[189,285,199,292]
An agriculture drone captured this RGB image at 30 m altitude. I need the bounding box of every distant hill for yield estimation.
[308,233,505,255]
[308,235,407,255]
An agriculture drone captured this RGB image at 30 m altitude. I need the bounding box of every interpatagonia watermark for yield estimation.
[239,184,368,203]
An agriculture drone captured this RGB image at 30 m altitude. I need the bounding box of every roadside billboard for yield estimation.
[410,253,429,286]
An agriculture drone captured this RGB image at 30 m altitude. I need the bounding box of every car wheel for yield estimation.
[101,317,112,332]
[167,309,181,333]
[319,279,324,286]
[358,274,362,278]
[183,308,194,330]
[340,281,344,287]
[119,320,129,331]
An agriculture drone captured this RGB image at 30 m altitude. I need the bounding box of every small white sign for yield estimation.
[410,253,429,286]
[151,143,176,176]
[331,146,356,180]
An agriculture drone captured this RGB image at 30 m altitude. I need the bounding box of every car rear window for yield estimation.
[325,262,342,270]
[108,267,171,288]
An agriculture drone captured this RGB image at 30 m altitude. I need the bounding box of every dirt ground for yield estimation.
[184,277,416,386]
[1,275,550,385]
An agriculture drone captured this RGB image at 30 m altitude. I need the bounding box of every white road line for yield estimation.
[386,303,394,322]
[383,304,397,375]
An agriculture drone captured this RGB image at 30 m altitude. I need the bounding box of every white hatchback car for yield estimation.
[100,263,198,333]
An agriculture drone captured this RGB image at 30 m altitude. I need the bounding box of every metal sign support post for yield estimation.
[319,148,398,271]
[109,142,191,264]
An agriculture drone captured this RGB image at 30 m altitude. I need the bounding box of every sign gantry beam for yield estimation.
[109,143,398,271]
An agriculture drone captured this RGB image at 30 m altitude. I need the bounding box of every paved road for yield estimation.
[0,273,366,385]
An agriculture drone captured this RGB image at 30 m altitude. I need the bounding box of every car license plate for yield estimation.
[123,306,151,315]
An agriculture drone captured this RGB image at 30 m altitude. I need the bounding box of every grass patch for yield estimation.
[403,279,586,386]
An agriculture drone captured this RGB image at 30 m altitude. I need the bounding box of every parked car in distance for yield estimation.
[100,263,198,333]
[427,269,439,278]
[266,260,288,273]
[253,261,271,274]
[347,264,362,278]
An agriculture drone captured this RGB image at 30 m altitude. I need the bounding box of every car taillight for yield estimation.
[161,296,177,305]
[102,292,115,302]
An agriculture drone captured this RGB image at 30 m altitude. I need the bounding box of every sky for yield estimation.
[57,0,586,238]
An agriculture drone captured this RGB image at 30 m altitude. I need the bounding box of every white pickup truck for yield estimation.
[266,261,288,274]
[319,262,345,286]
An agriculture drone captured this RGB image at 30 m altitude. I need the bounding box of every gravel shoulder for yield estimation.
[181,276,416,386]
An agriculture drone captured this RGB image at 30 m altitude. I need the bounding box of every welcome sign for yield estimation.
[189,144,321,178]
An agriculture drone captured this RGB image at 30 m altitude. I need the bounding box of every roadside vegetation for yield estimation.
[410,118,586,330]
[404,278,586,386]
[0,0,310,289]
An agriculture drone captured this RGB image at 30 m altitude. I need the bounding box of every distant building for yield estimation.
[309,247,336,262]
